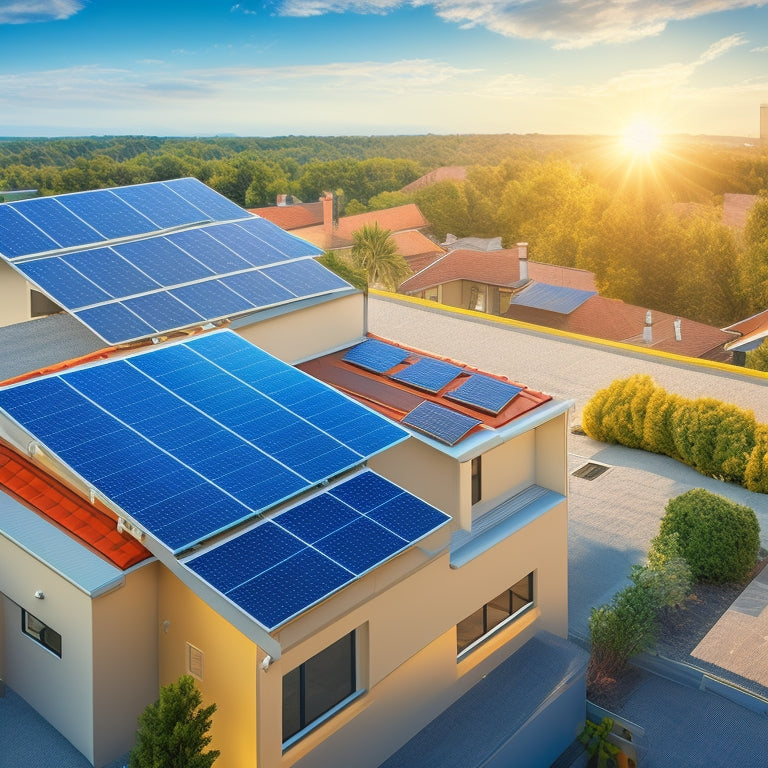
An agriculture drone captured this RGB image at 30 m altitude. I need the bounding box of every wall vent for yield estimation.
[186,643,204,681]
[572,462,610,481]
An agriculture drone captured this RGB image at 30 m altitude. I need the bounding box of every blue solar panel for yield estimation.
[205,222,288,267]
[57,190,158,240]
[63,247,160,298]
[263,259,350,296]
[401,401,482,445]
[122,292,206,330]
[0,205,59,258]
[390,357,462,393]
[164,178,247,221]
[237,217,323,258]
[343,338,411,373]
[184,468,450,629]
[171,280,254,318]
[0,332,409,553]
[11,198,101,249]
[113,183,213,230]
[114,238,214,285]
[219,270,294,306]
[445,374,522,415]
[167,228,253,273]
[18,257,111,309]
[74,303,159,344]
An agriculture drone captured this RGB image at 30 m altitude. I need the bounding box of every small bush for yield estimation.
[659,489,760,583]
[745,424,768,493]
[630,533,692,610]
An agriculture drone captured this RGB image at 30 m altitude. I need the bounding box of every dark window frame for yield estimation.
[456,572,534,657]
[282,630,358,748]
[471,456,482,505]
[21,609,62,657]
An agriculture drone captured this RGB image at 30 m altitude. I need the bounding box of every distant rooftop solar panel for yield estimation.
[184,469,450,630]
[510,282,597,315]
[343,338,411,373]
[390,357,463,393]
[0,331,407,554]
[401,401,482,446]
[445,374,522,415]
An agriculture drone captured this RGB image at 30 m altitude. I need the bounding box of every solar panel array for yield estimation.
[0,179,351,344]
[445,375,523,415]
[0,331,407,554]
[342,337,411,373]
[390,357,463,393]
[184,469,451,630]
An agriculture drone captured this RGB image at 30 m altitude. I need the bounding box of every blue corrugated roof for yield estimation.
[510,282,596,315]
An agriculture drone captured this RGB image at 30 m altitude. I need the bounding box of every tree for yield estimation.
[350,223,411,291]
[129,675,219,768]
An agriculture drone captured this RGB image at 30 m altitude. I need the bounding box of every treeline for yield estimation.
[4,135,768,327]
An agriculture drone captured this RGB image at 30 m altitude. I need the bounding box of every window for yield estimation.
[186,643,204,680]
[22,610,62,657]
[471,456,482,505]
[456,573,534,656]
[283,631,357,747]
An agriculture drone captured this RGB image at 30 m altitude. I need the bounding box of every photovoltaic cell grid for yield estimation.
[445,375,522,415]
[342,338,411,373]
[401,401,482,446]
[390,357,463,393]
[0,179,349,344]
[184,469,451,630]
[0,178,245,259]
[0,331,407,553]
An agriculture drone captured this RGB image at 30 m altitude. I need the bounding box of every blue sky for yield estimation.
[1,0,767,137]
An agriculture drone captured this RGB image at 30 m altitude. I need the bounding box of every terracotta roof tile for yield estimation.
[400,249,597,293]
[248,202,323,230]
[0,442,151,570]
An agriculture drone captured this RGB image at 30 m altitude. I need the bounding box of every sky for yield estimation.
[1,0,768,138]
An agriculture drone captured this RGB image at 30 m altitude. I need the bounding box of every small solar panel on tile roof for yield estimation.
[445,374,522,415]
[0,179,350,345]
[401,401,482,446]
[184,469,450,630]
[510,283,596,315]
[0,331,407,554]
[390,357,463,393]
[343,338,411,373]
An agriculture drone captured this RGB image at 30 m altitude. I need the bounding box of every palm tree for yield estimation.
[350,223,411,291]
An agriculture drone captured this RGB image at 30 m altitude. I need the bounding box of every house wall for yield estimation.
[0,540,96,763]
[235,293,365,363]
[0,263,31,327]
[261,497,567,768]
[157,568,259,768]
[91,562,160,767]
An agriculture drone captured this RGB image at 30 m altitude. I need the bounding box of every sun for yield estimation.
[621,118,661,159]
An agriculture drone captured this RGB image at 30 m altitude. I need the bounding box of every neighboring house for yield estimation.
[722,308,768,364]
[248,195,324,230]
[0,179,586,768]
[401,243,735,363]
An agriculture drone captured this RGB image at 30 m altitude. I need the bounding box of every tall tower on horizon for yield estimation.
[762,104,768,141]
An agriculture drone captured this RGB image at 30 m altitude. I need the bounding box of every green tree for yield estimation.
[350,223,411,290]
[129,675,219,768]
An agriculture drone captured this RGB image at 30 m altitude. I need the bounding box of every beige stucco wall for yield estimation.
[157,568,259,768]
[91,562,160,767]
[0,263,31,327]
[0,539,96,763]
[235,293,365,363]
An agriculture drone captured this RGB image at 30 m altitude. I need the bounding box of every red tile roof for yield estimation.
[400,249,597,293]
[298,334,552,439]
[248,202,323,230]
[401,166,467,193]
[505,295,736,361]
[722,308,768,351]
[0,441,151,570]
[295,204,430,251]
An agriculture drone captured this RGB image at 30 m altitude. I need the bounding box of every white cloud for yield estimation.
[275,0,768,48]
[0,0,84,24]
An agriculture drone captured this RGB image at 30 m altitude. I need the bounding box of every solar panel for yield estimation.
[184,469,450,630]
[343,338,411,373]
[390,357,463,393]
[445,374,522,415]
[401,401,482,446]
[0,332,408,553]
[0,179,353,344]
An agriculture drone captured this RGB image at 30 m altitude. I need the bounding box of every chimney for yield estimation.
[277,194,287,206]
[321,192,334,238]
[643,310,653,343]
[674,318,682,341]
[517,242,529,281]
